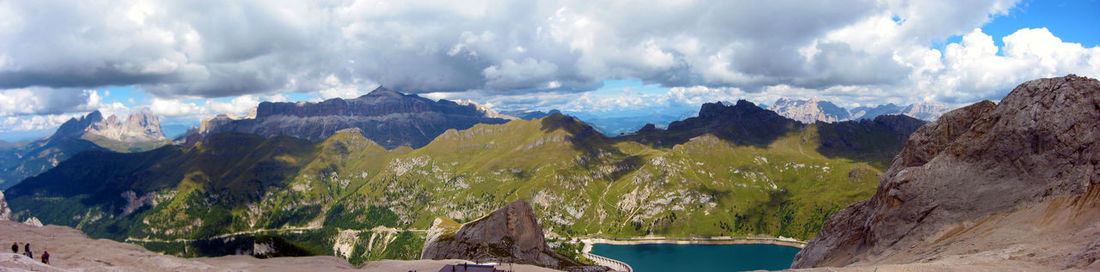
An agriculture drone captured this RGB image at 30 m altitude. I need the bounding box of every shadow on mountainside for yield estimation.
[613,100,802,149]
[539,113,646,182]
[814,114,926,170]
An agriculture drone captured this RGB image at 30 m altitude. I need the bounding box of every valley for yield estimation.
[3,100,917,266]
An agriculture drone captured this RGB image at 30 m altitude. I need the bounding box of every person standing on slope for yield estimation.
[24,243,32,259]
[41,250,49,264]
[10,242,16,253]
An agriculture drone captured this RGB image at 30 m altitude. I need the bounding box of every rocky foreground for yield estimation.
[791,75,1100,271]
[0,220,559,271]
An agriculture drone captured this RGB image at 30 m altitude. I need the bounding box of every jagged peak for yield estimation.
[85,110,104,121]
[698,100,762,118]
[360,86,402,98]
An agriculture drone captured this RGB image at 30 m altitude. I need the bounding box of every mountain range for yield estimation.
[4,75,1091,271]
[3,97,921,265]
[768,98,951,123]
[0,108,168,189]
[197,87,510,149]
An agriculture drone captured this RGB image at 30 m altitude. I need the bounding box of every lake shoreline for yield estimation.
[581,235,805,248]
[577,235,807,259]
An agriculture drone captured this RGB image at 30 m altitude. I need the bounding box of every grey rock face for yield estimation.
[0,191,10,221]
[792,75,1100,268]
[768,98,852,123]
[201,87,509,149]
[421,200,604,271]
[66,108,167,143]
[771,98,950,123]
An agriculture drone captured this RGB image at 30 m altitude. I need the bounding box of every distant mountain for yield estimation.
[767,98,851,123]
[499,109,561,120]
[0,109,168,189]
[770,98,951,123]
[567,109,697,136]
[199,87,510,149]
[815,114,927,169]
[898,101,951,121]
[621,100,802,148]
[794,75,1100,271]
[848,103,905,120]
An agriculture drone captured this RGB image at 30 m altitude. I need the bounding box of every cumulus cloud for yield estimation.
[0,0,1038,96]
[2,0,1099,125]
[0,88,102,116]
[0,114,83,133]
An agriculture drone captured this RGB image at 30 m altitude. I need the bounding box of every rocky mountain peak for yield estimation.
[51,110,106,140]
[360,86,401,98]
[792,75,1100,269]
[767,98,852,123]
[206,89,509,149]
[698,100,759,119]
[83,107,166,142]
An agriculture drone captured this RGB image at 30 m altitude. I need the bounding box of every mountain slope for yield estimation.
[5,102,920,266]
[792,75,1100,270]
[621,100,802,148]
[0,109,169,189]
[199,87,510,149]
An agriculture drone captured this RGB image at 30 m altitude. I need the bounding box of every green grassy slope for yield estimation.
[5,113,902,265]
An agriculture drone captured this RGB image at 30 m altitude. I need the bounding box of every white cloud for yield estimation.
[151,98,203,117]
[0,114,82,133]
[3,0,1100,134]
[205,95,261,117]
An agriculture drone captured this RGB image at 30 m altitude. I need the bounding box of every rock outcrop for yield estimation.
[199,87,509,149]
[792,75,1100,270]
[422,199,606,271]
[0,191,10,221]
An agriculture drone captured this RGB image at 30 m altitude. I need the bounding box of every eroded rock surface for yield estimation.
[422,199,605,271]
[792,75,1100,270]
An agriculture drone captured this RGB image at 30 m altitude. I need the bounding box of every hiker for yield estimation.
[41,250,49,264]
[24,243,29,254]
[10,242,16,253]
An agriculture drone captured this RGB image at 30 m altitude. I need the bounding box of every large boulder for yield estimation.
[421,199,606,271]
[792,75,1100,270]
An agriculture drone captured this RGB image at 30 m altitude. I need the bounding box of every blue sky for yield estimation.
[1,0,1098,141]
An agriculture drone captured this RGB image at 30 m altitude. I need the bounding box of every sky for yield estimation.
[0,0,1098,141]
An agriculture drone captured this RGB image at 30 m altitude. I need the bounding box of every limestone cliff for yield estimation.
[199,87,509,149]
[792,75,1100,270]
[768,98,851,123]
[421,199,606,271]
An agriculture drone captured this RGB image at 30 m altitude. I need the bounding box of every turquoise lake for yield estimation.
[590,243,801,272]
